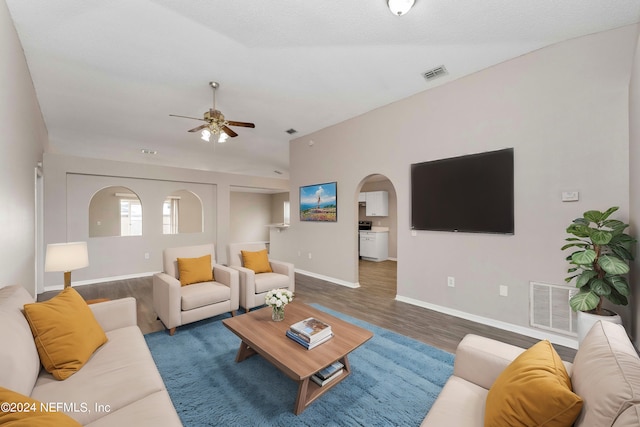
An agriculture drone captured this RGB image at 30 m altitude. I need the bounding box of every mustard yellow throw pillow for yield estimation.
[241,249,273,273]
[22,287,108,381]
[0,386,81,426]
[485,340,583,427]
[177,254,213,286]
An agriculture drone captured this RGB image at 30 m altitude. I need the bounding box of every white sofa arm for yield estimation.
[453,334,526,390]
[89,297,137,332]
[152,272,182,330]
[269,259,295,292]
[213,264,239,311]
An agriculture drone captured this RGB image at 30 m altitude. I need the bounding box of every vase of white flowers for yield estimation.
[265,288,294,321]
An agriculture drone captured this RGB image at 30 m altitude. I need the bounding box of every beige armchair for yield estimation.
[228,242,294,312]
[153,244,239,335]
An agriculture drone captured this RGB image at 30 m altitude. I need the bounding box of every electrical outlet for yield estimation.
[447,276,455,287]
[144,252,150,260]
[298,250,301,257]
[411,230,417,237]
[499,285,508,297]
[308,252,312,260]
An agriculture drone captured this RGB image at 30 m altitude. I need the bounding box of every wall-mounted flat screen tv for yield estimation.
[411,148,514,234]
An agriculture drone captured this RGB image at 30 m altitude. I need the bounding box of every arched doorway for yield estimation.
[356,174,397,297]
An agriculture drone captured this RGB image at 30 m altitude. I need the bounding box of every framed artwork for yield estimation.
[299,182,337,222]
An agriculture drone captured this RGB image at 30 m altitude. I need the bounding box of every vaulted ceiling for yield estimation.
[6,1,640,178]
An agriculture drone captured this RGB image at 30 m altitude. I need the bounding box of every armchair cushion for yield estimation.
[177,255,213,286]
[22,287,108,381]
[241,249,273,273]
[181,282,231,311]
[254,272,291,293]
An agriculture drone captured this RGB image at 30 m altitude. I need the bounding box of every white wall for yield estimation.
[271,192,290,224]
[0,0,47,295]
[229,191,272,243]
[271,25,638,337]
[630,30,640,345]
[43,153,288,288]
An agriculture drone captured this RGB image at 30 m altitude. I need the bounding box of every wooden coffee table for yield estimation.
[222,302,373,415]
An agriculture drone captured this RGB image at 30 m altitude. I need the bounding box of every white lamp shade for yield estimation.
[388,0,415,15]
[44,242,89,272]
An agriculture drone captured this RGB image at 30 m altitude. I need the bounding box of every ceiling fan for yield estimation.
[170,81,255,143]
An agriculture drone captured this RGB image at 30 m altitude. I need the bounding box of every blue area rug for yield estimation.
[144,305,454,426]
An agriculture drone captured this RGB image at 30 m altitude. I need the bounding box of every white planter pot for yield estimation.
[576,309,622,345]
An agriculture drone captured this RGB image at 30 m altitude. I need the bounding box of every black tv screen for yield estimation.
[411,148,514,234]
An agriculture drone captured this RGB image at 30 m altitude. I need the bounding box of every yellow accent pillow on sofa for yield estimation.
[177,254,213,286]
[0,386,81,426]
[22,287,107,381]
[484,340,582,427]
[241,249,273,274]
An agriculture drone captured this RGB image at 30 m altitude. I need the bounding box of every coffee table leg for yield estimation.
[235,340,256,363]
[294,378,310,415]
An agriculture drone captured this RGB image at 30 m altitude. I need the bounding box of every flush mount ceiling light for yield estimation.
[388,0,415,16]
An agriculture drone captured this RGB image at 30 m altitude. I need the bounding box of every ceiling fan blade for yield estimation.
[170,114,206,122]
[222,126,238,137]
[227,120,255,128]
[187,124,208,133]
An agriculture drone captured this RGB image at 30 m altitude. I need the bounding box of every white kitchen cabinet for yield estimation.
[359,231,388,262]
[365,191,388,217]
[358,192,366,202]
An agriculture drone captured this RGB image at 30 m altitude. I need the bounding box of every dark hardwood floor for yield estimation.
[39,259,576,361]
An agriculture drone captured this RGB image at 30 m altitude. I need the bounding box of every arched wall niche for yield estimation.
[89,186,142,237]
[163,189,204,234]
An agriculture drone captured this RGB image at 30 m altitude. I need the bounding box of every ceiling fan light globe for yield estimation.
[201,129,211,142]
[218,133,229,143]
[388,0,415,15]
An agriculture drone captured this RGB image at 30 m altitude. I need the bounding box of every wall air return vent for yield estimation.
[422,65,448,82]
[529,281,578,336]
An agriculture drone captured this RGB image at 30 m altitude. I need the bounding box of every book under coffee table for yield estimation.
[222,302,373,415]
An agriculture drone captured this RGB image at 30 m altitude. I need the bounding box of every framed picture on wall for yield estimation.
[299,182,337,222]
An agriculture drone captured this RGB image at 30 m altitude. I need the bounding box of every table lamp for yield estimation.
[44,241,89,288]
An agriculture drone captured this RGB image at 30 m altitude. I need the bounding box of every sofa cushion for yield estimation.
[83,390,183,427]
[0,386,81,426]
[241,249,273,274]
[420,376,487,427]
[572,321,640,427]
[180,281,230,311]
[484,340,582,427]
[0,285,41,397]
[177,254,213,286]
[254,272,290,293]
[23,287,108,380]
[31,326,168,425]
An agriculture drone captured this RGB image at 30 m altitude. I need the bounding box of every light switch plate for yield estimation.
[561,191,579,202]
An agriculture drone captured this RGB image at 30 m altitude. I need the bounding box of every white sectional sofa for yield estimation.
[0,285,182,426]
[422,320,640,426]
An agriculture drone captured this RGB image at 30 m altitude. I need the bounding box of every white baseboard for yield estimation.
[295,269,360,289]
[395,295,579,350]
[43,271,158,293]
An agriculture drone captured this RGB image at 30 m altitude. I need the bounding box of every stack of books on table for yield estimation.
[311,361,344,386]
[286,317,333,350]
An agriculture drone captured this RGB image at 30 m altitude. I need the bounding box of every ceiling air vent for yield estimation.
[422,65,448,82]
[285,128,298,135]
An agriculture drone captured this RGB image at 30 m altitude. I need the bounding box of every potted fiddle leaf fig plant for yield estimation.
[562,207,636,342]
